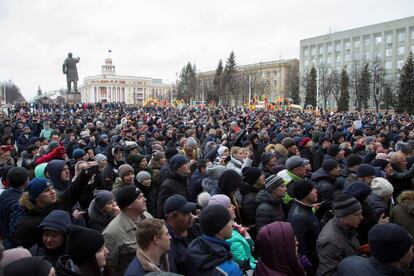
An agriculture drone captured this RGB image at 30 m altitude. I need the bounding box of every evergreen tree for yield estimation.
[397,52,414,114]
[305,65,317,108]
[358,62,371,110]
[176,62,197,103]
[338,68,350,111]
[383,82,395,112]
[212,59,224,104]
[223,51,238,104]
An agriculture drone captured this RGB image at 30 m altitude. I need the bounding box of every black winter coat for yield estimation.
[239,182,260,227]
[157,171,190,218]
[255,190,286,230]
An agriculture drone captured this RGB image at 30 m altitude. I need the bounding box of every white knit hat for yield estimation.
[371,177,394,198]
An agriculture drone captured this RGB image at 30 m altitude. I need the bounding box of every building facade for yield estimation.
[80,58,174,105]
[198,59,299,102]
[300,16,414,109]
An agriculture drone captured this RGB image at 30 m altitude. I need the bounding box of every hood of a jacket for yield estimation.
[239,182,260,196]
[46,159,69,192]
[88,199,115,225]
[256,189,281,205]
[311,167,333,182]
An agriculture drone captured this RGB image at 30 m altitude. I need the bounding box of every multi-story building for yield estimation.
[300,16,414,109]
[198,59,299,102]
[80,58,174,105]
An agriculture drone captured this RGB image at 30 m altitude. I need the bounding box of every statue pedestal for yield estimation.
[65,91,81,104]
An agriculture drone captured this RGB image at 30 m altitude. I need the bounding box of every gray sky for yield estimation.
[1,0,413,100]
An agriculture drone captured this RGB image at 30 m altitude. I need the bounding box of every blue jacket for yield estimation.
[185,235,243,276]
[124,257,146,276]
[0,188,24,248]
[190,169,207,202]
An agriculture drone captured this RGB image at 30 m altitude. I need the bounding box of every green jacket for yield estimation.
[226,229,257,270]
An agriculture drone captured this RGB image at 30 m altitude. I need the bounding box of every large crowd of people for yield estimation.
[0,101,413,276]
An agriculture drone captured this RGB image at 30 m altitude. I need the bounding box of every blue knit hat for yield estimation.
[170,154,189,171]
[72,148,86,160]
[39,210,72,233]
[27,178,52,201]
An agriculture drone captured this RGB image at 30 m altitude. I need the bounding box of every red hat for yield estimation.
[299,137,312,147]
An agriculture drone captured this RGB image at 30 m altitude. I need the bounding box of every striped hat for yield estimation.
[265,174,284,193]
[334,194,362,217]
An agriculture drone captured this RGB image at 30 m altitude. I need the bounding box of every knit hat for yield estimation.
[208,194,231,208]
[356,164,376,178]
[67,226,104,265]
[0,248,31,267]
[80,131,90,139]
[7,167,29,188]
[136,171,151,184]
[170,154,189,171]
[152,151,165,162]
[27,178,52,202]
[206,165,228,180]
[164,194,197,214]
[371,159,389,169]
[47,141,60,153]
[100,134,108,140]
[346,154,362,168]
[334,194,362,217]
[285,156,308,170]
[199,204,231,237]
[116,186,142,209]
[327,144,341,157]
[186,137,197,148]
[281,137,296,149]
[118,164,134,179]
[242,167,262,185]
[39,210,72,233]
[94,190,115,209]
[265,174,285,193]
[344,181,372,202]
[322,159,338,172]
[368,223,413,263]
[197,192,211,208]
[371,177,394,198]
[292,180,315,200]
[299,137,312,147]
[2,256,53,276]
[217,146,229,157]
[94,153,107,163]
[72,148,86,160]
[165,148,179,160]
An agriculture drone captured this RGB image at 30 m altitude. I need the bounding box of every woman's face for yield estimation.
[95,246,109,268]
[233,150,244,161]
[139,159,148,169]
[42,229,65,250]
[102,199,118,214]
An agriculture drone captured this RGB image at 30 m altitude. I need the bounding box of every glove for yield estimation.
[299,255,312,268]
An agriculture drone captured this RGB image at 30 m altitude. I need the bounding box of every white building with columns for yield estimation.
[80,58,174,105]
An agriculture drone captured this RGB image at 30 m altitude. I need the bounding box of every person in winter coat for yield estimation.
[87,190,120,232]
[201,164,228,194]
[147,151,166,215]
[2,256,55,276]
[0,167,29,249]
[316,194,362,276]
[30,209,72,266]
[157,154,191,218]
[55,226,110,276]
[136,171,156,216]
[102,144,125,191]
[367,177,394,222]
[299,137,314,166]
[338,223,413,276]
[253,221,306,276]
[227,147,253,176]
[312,134,332,172]
[111,164,135,196]
[311,159,341,203]
[391,190,414,237]
[288,180,321,273]
[240,167,265,228]
[185,204,243,276]
[124,218,172,276]
[208,194,257,272]
[255,174,287,230]
[13,168,94,249]
[189,159,210,202]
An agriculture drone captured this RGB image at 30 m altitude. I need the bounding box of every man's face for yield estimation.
[61,165,70,182]
[336,150,345,160]
[130,194,147,213]
[272,183,287,199]
[42,229,64,250]
[177,163,191,176]
[174,212,194,231]
[330,165,341,177]
[305,188,318,204]
[220,219,233,240]
[123,172,135,184]
[341,210,363,229]
[114,151,124,162]
[293,165,307,178]
[157,225,171,254]
[37,187,57,206]
[50,135,59,142]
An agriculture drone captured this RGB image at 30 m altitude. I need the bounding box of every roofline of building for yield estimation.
[83,74,154,81]
[300,15,414,43]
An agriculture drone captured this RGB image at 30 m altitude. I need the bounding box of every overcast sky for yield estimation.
[1,0,413,100]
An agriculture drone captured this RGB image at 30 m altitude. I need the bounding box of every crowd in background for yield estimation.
[0,102,413,276]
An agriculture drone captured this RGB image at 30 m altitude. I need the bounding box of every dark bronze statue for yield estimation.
[63,52,80,92]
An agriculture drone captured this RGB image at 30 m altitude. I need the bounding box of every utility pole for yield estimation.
[248,74,251,109]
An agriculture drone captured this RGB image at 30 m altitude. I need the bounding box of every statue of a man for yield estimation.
[62,52,80,92]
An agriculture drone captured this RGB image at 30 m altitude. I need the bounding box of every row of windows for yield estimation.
[304,29,414,57]
[304,58,406,70]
